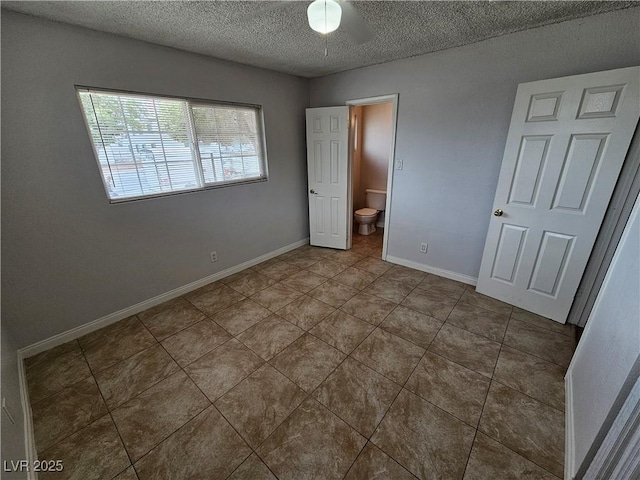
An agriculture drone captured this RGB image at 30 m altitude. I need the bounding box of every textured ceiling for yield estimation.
[2,1,636,78]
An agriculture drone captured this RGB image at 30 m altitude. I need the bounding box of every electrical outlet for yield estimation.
[420,243,428,254]
[210,251,218,263]
[396,158,404,170]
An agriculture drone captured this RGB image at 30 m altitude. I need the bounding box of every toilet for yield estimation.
[354,189,387,235]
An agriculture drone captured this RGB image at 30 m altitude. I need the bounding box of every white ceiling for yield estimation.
[2,1,636,78]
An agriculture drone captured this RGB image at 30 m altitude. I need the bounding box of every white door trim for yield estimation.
[346,94,399,260]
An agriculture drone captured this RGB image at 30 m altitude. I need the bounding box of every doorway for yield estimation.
[346,94,399,260]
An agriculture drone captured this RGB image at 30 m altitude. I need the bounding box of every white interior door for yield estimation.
[477,66,640,322]
[306,106,350,249]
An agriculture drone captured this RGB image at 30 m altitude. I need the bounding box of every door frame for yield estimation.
[345,94,399,260]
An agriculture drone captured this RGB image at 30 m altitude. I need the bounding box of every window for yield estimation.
[77,88,267,202]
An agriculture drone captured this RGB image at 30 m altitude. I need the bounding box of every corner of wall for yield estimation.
[1,325,33,479]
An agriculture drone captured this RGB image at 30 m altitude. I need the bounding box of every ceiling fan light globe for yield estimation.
[307,0,342,34]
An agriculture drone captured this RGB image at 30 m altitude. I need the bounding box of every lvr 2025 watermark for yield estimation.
[3,460,64,472]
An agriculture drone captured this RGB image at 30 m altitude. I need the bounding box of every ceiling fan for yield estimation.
[245,0,374,45]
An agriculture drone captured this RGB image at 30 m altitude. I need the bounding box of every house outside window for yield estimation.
[78,88,268,202]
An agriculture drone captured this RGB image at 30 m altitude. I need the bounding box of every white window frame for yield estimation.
[76,86,269,203]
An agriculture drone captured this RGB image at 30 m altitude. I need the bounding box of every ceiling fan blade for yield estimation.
[338,1,374,45]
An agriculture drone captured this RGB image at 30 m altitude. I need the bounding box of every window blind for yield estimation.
[77,88,267,202]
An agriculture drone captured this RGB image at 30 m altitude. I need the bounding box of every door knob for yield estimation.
[493,209,504,217]
[310,189,316,194]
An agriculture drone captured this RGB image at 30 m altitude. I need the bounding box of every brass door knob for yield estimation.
[310,189,316,194]
[494,209,504,217]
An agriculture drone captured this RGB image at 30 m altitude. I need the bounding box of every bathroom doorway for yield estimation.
[347,94,398,260]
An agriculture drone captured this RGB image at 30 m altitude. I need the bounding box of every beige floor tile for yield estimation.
[189,284,246,316]
[367,276,414,304]
[270,334,345,392]
[220,269,253,285]
[429,324,501,378]
[401,289,457,321]
[32,376,108,452]
[329,250,366,266]
[334,267,378,290]
[340,292,397,325]
[382,265,426,287]
[184,339,264,401]
[314,357,401,437]
[350,243,377,257]
[228,272,278,296]
[257,398,366,480]
[77,315,141,349]
[95,344,179,409]
[494,346,565,410]
[283,252,322,269]
[183,280,223,302]
[237,315,304,360]
[26,257,574,480]
[259,261,301,281]
[504,319,575,368]
[26,340,92,404]
[371,389,475,479]
[160,320,231,367]
[277,294,336,330]
[345,443,416,480]
[459,288,513,315]
[113,466,139,480]
[405,352,490,426]
[464,432,560,480]
[134,406,251,480]
[479,382,564,478]
[228,453,277,480]
[281,269,327,293]
[446,302,509,343]
[138,298,206,340]
[39,415,129,480]
[210,299,272,336]
[251,283,303,311]
[253,257,283,272]
[353,257,393,276]
[309,279,359,307]
[111,370,209,461]
[512,307,575,337]
[307,258,349,278]
[80,317,156,372]
[352,328,424,384]
[215,365,307,448]
[416,273,467,300]
[380,305,442,348]
[310,310,375,354]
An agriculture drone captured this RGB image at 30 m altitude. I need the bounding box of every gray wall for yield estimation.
[1,11,310,348]
[1,327,27,479]
[310,7,640,279]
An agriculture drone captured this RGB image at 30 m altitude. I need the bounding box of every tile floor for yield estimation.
[25,230,576,479]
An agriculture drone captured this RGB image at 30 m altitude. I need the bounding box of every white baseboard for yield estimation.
[566,370,576,480]
[385,255,478,286]
[16,352,38,480]
[18,238,309,359]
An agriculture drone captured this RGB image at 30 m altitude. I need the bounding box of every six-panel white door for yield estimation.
[306,106,350,249]
[477,66,640,322]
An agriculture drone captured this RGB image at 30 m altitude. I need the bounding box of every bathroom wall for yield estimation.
[361,103,392,195]
[351,106,364,211]
[310,7,640,279]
